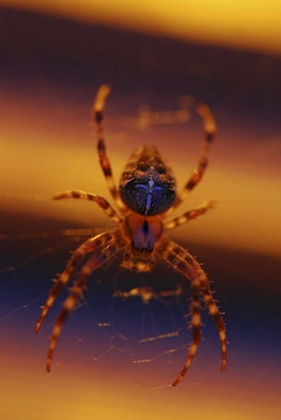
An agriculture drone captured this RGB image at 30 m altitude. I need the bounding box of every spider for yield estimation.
[35,85,226,386]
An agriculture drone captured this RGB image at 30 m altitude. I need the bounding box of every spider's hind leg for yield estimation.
[93,85,127,215]
[169,103,216,212]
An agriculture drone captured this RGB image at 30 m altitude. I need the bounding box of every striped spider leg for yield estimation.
[35,193,123,334]
[45,231,127,371]
[156,237,226,386]
[34,193,128,370]
[166,101,216,214]
[36,85,226,384]
[94,84,128,215]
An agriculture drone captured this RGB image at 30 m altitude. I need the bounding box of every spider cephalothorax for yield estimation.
[35,85,226,386]
[124,212,163,253]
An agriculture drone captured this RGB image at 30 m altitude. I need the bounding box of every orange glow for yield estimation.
[1,89,281,257]
[2,0,281,55]
[0,337,280,420]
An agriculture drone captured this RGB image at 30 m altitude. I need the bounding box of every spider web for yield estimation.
[1,208,281,390]
[0,216,201,389]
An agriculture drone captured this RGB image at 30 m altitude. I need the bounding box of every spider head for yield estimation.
[122,249,155,272]
[124,213,163,258]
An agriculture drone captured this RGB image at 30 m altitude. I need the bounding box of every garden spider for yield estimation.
[35,85,226,386]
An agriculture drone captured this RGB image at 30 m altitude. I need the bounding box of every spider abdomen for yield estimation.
[119,146,177,216]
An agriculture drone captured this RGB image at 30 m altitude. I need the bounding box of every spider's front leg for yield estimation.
[199,269,227,371]
[157,238,202,386]
[46,232,127,372]
[157,237,226,386]
[35,230,120,333]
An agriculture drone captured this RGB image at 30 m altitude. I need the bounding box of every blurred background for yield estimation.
[0,1,281,419]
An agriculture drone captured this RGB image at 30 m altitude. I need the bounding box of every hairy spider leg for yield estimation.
[169,103,217,212]
[165,238,226,372]
[46,234,127,372]
[53,190,123,224]
[93,85,127,214]
[199,271,227,372]
[157,237,226,386]
[35,230,121,333]
[157,238,202,386]
[164,199,217,231]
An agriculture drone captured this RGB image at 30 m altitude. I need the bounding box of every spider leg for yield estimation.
[164,199,216,231]
[157,238,202,386]
[46,234,127,372]
[35,230,121,333]
[53,190,122,224]
[199,270,227,371]
[156,237,226,386]
[168,103,216,212]
[175,280,201,386]
[93,85,127,215]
